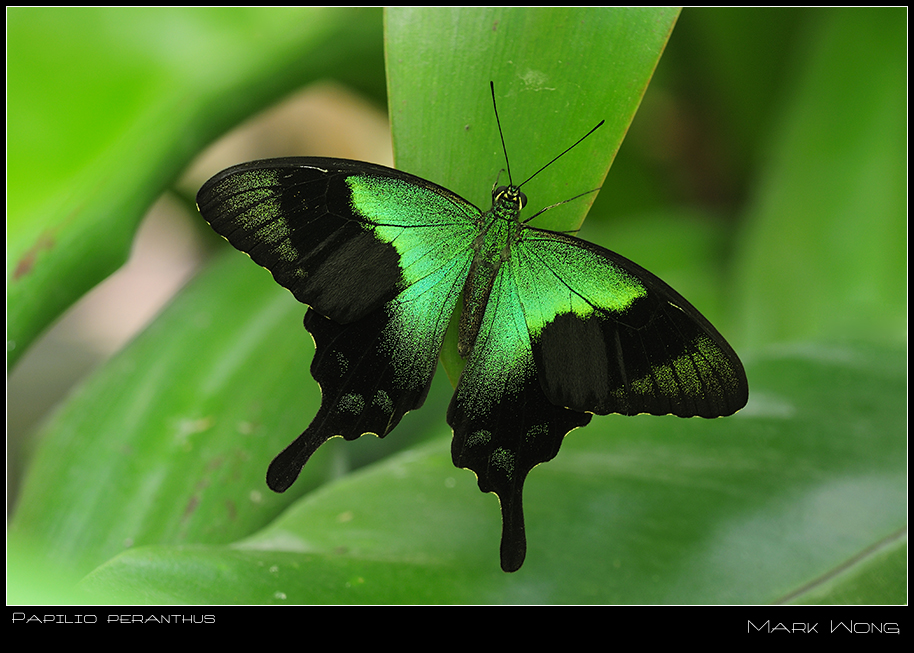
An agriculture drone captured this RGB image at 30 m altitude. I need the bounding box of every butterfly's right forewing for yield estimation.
[197,158,480,491]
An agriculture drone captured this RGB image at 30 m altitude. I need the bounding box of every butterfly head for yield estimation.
[493,185,527,212]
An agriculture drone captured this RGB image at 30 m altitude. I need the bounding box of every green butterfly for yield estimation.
[196,86,748,572]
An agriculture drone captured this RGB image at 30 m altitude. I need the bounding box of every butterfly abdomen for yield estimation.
[457,186,525,358]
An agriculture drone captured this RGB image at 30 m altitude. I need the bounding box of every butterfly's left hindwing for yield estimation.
[197,158,479,491]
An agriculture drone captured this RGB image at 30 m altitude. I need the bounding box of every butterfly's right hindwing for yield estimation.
[197,158,480,492]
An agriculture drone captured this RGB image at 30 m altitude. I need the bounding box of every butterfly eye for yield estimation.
[493,186,527,210]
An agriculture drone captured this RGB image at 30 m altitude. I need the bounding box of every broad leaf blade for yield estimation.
[78,344,906,604]
[385,7,681,383]
[387,6,680,232]
[10,251,452,577]
[7,7,385,368]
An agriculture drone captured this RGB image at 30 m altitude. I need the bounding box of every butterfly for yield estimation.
[196,84,748,572]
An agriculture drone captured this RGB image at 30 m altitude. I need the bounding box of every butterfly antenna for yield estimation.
[490,82,603,210]
[518,119,605,190]
[490,81,515,185]
[523,187,602,225]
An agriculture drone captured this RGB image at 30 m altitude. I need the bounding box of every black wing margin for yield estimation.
[198,157,428,324]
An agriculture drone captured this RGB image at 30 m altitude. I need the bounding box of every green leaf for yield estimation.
[388,7,680,232]
[386,7,681,382]
[76,344,906,603]
[7,7,385,368]
[732,8,906,347]
[9,251,452,577]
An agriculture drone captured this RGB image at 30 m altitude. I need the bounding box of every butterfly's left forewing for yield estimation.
[197,159,480,491]
[511,228,748,419]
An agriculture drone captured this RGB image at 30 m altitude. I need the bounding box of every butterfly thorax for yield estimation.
[456,185,527,358]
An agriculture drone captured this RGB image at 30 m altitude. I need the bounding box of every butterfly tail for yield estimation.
[498,492,527,572]
[266,425,332,492]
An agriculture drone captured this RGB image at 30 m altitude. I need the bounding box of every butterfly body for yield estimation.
[198,130,747,573]
[458,184,525,356]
